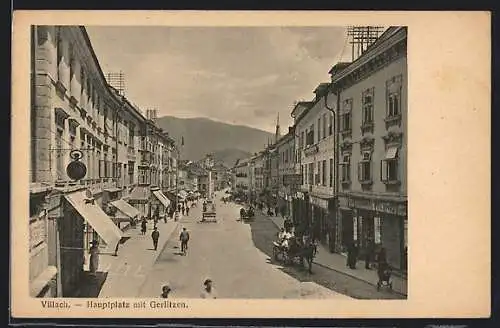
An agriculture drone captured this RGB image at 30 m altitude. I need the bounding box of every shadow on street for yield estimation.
[72,271,108,297]
[245,212,405,300]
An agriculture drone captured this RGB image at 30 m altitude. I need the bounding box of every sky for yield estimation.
[86,26,352,133]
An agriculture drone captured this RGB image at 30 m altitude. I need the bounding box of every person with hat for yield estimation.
[89,240,99,275]
[151,227,160,251]
[200,279,217,299]
[179,227,190,255]
[161,283,171,298]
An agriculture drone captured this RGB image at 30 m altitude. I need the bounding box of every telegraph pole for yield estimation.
[346,26,384,61]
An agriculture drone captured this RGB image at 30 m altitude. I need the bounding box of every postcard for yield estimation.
[11,10,490,318]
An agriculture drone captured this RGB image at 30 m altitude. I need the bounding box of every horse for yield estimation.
[274,237,317,274]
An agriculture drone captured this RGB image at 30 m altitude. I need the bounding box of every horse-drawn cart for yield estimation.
[272,237,317,273]
[239,207,255,222]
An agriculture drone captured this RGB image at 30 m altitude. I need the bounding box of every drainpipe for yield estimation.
[324,82,341,253]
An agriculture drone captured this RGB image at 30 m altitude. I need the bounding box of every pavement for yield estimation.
[80,214,181,297]
[262,211,408,296]
[137,194,352,299]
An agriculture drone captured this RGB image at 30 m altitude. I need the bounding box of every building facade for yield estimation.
[292,83,338,251]
[276,127,296,218]
[331,26,408,271]
[30,25,175,297]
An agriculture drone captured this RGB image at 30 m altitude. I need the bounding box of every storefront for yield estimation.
[338,193,407,270]
[292,191,309,232]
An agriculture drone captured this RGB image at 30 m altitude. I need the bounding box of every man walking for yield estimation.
[179,227,190,255]
[186,205,190,216]
[151,227,160,251]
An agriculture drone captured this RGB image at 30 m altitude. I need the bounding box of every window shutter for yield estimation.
[380,160,384,181]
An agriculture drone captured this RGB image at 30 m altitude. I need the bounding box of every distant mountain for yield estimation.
[155,116,273,164]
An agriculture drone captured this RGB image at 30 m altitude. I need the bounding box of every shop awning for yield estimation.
[385,147,399,159]
[110,199,141,219]
[65,191,123,251]
[152,190,171,208]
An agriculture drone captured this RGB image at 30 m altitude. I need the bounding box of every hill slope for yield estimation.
[155,116,273,164]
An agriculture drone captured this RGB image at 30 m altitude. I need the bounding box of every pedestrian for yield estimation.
[365,237,375,269]
[177,203,182,213]
[182,204,185,216]
[89,240,99,275]
[161,283,171,298]
[347,241,358,269]
[151,227,160,251]
[376,247,389,284]
[179,227,190,255]
[141,217,147,235]
[275,206,279,217]
[174,210,180,222]
[154,206,160,222]
[200,279,217,299]
[186,206,190,216]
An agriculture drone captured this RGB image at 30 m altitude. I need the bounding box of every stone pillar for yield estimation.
[33,26,56,183]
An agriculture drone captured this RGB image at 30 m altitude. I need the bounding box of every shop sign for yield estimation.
[375,201,398,215]
[30,219,46,249]
[354,198,375,211]
[353,216,358,241]
[311,196,328,210]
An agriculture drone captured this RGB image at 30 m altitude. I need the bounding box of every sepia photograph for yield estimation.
[27,24,407,300]
[12,11,490,318]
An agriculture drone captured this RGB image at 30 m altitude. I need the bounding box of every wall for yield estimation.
[338,55,407,196]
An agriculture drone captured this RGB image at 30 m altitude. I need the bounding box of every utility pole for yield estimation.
[346,26,384,61]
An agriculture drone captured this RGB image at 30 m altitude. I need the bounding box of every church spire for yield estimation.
[275,112,281,143]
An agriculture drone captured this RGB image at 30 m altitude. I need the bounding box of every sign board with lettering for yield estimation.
[311,196,329,210]
[283,174,303,186]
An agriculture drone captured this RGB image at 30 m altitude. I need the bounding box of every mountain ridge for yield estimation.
[155,116,274,166]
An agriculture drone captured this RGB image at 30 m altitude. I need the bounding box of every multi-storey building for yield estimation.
[330,26,407,271]
[275,126,296,218]
[29,25,176,297]
[233,158,251,191]
[292,83,338,251]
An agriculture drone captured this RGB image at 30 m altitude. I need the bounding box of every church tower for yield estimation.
[275,112,281,143]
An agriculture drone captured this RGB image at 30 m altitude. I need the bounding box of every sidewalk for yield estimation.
[78,217,180,297]
[263,212,408,296]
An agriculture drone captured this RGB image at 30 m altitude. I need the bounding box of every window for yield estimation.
[341,153,351,182]
[308,163,313,185]
[341,99,352,132]
[80,68,86,106]
[322,160,326,186]
[328,114,333,136]
[316,161,321,185]
[381,147,399,182]
[362,88,374,124]
[388,93,400,117]
[317,118,321,142]
[300,131,305,149]
[308,124,315,146]
[322,114,327,139]
[56,128,64,180]
[138,168,150,185]
[387,76,402,118]
[329,158,333,187]
[358,151,372,182]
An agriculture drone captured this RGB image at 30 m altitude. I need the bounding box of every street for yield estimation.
[136,192,404,299]
[138,193,352,299]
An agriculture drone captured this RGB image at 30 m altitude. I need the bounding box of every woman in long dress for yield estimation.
[89,240,99,275]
